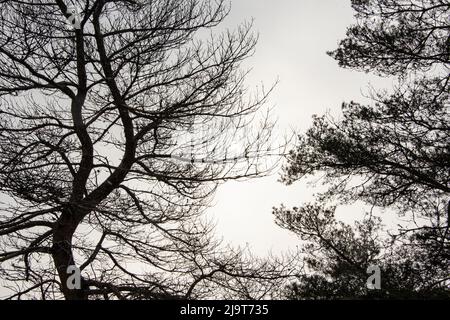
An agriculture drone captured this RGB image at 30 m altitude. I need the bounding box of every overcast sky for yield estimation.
[209,0,395,256]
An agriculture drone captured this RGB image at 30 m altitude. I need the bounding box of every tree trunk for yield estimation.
[52,207,89,300]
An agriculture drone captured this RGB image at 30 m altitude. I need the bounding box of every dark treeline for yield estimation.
[275,0,449,299]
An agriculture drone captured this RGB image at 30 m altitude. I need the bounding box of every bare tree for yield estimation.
[0,0,285,300]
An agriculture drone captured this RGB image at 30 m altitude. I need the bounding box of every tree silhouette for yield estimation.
[276,0,449,299]
[0,0,286,300]
[274,204,450,299]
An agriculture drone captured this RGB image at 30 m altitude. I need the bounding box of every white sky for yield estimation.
[209,0,396,256]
